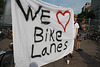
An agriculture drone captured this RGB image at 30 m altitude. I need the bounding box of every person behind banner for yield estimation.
[74,14,79,41]
[67,14,79,58]
[76,18,86,52]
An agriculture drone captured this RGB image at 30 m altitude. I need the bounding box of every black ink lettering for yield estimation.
[50,43,56,53]
[45,29,48,42]
[42,47,49,56]
[57,43,62,52]
[63,41,68,50]
[31,44,41,58]
[40,9,50,25]
[15,0,42,21]
[34,27,43,43]
[49,29,55,41]
[56,31,62,41]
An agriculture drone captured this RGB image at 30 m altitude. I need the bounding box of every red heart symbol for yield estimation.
[56,10,71,32]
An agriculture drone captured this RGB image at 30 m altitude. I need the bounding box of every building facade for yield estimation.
[82,2,91,13]
[91,0,100,25]
[0,0,11,28]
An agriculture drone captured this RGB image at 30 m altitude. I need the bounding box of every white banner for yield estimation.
[11,0,74,67]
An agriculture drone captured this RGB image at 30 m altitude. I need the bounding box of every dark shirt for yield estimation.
[79,22,87,33]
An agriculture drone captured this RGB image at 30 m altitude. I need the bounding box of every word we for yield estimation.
[16,0,50,25]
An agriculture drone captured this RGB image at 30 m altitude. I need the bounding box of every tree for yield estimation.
[87,11,95,19]
[0,0,3,2]
[77,11,95,19]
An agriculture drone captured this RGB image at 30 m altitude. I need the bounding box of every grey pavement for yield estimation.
[0,38,100,67]
[0,38,14,67]
[42,40,100,67]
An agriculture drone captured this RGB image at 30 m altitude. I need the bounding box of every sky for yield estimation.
[42,0,91,14]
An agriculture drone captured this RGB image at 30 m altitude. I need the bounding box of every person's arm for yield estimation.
[74,28,78,40]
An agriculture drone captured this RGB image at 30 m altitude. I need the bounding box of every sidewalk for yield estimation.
[42,40,100,67]
[0,38,100,67]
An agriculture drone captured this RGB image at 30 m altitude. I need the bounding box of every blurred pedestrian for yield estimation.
[74,14,79,40]
[76,18,86,52]
[68,14,79,58]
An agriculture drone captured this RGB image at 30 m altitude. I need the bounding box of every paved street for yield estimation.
[0,38,13,67]
[0,38,100,67]
[42,40,100,67]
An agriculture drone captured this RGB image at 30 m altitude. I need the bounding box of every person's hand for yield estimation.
[74,37,76,40]
[84,24,86,27]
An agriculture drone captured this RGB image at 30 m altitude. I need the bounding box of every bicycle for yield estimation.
[0,48,7,67]
[0,47,14,67]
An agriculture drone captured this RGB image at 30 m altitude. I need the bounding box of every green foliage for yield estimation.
[77,11,95,19]
[78,12,86,18]
[87,11,95,19]
[0,0,3,2]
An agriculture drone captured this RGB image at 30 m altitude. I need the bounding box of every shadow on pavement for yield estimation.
[94,40,100,62]
[78,42,100,67]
